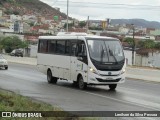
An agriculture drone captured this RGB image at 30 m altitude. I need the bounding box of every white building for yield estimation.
[10,14,22,21]
[125,35,155,40]
[0,9,2,17]
[119,27,130,34]
[0,22,14,33]
[39,29,49,34]
[0,28,14,33]
[23,22,31,33]
[14,21,23,33]
[55,7,60,11]
[22,15,36,20]
[0,21,25,33]
[61,19,73,26]
[88,30,103,35]
[0,18,6,26]
[89,20,101,28]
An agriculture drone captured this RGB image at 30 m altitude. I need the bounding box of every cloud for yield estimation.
[40,0,160,21]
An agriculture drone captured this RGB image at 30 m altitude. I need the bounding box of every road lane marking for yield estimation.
[81,91,160,111]
[50,82,160,111]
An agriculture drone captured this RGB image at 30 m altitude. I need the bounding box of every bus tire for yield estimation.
[78,76,87,90]
[72,81,78,87]
[47,70,57,84]
[5,66,8,70]
[109,84,117,90]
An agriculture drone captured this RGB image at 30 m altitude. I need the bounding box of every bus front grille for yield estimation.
[96,78,121,82]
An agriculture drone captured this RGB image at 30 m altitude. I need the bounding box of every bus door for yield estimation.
[76,41,88,83]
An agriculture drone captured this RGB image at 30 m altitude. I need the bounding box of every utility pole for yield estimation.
[66,0,69,32]
[86,16,89,33]
[131,24,135,65]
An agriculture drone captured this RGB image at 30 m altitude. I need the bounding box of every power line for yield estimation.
[51,0,59,6]
[53,3,160,11]
[56,0,160,8]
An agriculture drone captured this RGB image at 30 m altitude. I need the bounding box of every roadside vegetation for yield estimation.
[123,37,160,50]
[0,36,28,53]
[0,90,99,120]
[0,90,75,120]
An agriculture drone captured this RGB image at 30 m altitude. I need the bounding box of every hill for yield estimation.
[110,19,160,29]
[0,0,68,20]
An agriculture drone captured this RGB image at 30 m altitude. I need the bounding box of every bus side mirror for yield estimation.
[77,56,83,61]
[78,53,86,57]
[77,53,87,61]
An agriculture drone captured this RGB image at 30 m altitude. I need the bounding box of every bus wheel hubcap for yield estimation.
[79,78,84,89]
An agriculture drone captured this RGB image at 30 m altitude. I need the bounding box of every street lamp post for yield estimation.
[131,24,135,65]
[66,0,69,32]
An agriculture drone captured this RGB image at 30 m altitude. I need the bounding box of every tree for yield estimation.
[155,42,160,49]
[138,40,156,49]
[13,10,20,15]
[123,37,136,65]
[0,36,29,53]
[21,41,29,48]
[79,21,86,28]
[89,27,103,30]
[0,36,4,53]
[4,10,13,15]
[123,37,134,46]
[63,23,74,29]
[28,22,35,27]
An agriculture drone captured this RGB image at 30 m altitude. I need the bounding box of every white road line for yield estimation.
[53,81,160,111]
[81,91,160,111]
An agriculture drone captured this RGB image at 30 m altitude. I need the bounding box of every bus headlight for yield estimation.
[90,68,99,75]
[120,69,125,75]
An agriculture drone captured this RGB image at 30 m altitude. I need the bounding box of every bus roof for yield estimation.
[38,32,118,41]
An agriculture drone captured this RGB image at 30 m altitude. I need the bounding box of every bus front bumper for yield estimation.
[88,73,125,85]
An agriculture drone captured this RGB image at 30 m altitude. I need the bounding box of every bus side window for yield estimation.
[48,40,56,53]
[77,41,87,57]
[65,40,70,55]
[38,40,48,53]
[71,42,77,56]
[56,41,65,54]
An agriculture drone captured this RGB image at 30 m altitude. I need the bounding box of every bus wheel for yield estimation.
[109,84,117,90]
[72,81,78,87]
[5,66,8,70]
[78,76,87,90]
[47,70,57,84]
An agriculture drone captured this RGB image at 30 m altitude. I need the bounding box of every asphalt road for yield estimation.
[0,63,160,119]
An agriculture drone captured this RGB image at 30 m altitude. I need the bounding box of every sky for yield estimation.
[40,0,160,22]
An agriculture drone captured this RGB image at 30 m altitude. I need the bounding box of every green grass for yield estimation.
[0,90,100,120]
[0,90,80,120]
[0,90,58,111]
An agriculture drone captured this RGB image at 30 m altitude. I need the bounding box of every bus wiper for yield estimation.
[109,49,118,64]
[100,45,104,63]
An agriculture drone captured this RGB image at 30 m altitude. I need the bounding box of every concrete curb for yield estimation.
[3,55,37,66]
[126,67,160,83]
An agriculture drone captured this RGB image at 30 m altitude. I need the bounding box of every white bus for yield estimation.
[37,32,126,90]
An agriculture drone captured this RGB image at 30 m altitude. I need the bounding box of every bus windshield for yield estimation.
[87,39,124,64]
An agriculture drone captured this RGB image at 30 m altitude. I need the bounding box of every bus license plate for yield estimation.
[106,78,113,80]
